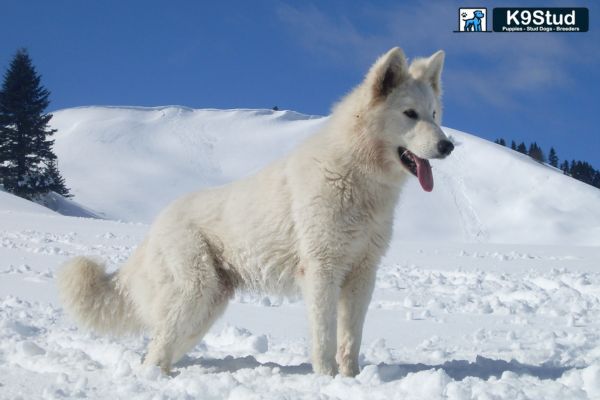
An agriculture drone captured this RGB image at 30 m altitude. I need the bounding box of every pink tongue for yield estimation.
[414,156,434,192]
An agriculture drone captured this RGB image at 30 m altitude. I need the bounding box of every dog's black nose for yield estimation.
[437,140,454,156]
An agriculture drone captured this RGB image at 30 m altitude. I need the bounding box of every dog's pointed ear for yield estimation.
[409,50,445,97]
[367,47,409,100]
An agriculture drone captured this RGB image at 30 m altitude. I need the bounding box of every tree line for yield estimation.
[494,138,600,189]
[0,49,69,200]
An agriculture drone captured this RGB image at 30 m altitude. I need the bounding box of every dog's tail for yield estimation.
[58,256,141,335]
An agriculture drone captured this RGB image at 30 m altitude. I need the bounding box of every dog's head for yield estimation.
[473,10,485,18]
[359,47,452,191]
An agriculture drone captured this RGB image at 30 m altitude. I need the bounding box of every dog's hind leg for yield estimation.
[142,231,233,374]
[169,286,230,364]
[143,283,230,374]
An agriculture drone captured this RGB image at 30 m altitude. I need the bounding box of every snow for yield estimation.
[50,106,324,223]
[0,188,57,216]
[36,192,102,219]
[1,106,600,398]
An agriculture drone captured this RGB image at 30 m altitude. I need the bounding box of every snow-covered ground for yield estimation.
[1,107,600,399]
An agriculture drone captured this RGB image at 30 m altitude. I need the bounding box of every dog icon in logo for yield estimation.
[463,10,485,31]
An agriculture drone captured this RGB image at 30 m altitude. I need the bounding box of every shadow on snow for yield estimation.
[175,354,574,381]
[376,355,573,381]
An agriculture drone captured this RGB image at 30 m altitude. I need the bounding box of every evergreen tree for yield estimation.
[556,157,600,188]
[548,147,558,167]
[516,142,527,154]
[570,161,597,186]
[528,142,545,162]
[0,49,69,199]
[538,145,546,162]
[494,138,506,146]
[46,159,71,197]
[510,140,517,150]
[593,171,600,189]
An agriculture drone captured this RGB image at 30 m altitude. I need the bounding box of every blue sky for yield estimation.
[1,0,598,166]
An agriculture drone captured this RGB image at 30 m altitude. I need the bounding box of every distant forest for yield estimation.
[494,139,600,189]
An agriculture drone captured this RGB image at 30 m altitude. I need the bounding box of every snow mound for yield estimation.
[36,192,101,219]
[0,188,56,216]
[0,187,101,219]
[50,106,600,245]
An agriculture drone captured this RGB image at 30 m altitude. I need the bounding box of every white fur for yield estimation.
[58,46,450,376]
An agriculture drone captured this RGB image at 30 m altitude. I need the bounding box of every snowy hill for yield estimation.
[0,187,101,219]
[50,106,600,245]
[0,188,57,216]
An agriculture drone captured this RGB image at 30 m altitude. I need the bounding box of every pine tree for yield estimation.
[46,159,71,197]
[548,147,558,167]
[570,161,597,186]
[510,141,517,150]
[593,171,600,189]
[538,145,546,162]
[494,138,506,146]
[528,142,545,162]
[516,142,527,154]
[0,49,69,199]
[557,157,600,188]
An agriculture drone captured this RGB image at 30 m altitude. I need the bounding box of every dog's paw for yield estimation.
[339,363,360,377]
[313,360,339,376]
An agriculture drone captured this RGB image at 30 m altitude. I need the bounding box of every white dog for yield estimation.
[58,46,453,376]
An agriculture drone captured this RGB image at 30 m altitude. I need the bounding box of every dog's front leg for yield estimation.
[336,266,376,376]
[302,265,340,376]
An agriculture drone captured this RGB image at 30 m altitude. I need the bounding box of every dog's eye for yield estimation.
[403,109,418,119]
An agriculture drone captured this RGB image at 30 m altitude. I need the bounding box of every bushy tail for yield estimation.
[58,256,141,335]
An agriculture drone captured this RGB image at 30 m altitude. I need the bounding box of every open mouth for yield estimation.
[397,147,434,192]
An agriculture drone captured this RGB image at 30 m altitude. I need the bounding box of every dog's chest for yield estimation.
[331,189,397,258]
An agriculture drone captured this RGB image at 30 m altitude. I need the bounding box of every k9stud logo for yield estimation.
[493,8,589,32]
[457,8,488,32]
[454,7,588,33]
